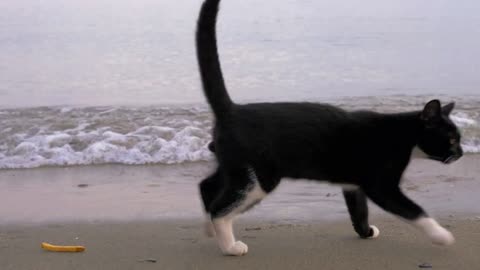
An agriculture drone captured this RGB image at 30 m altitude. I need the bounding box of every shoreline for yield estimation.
[1,156,480,225]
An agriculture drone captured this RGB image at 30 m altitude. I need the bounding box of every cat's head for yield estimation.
[416,100,463,164]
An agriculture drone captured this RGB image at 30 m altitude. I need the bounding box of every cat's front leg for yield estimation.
[413,217,455,245]
[364,186,454,245]
[343,188,380,239]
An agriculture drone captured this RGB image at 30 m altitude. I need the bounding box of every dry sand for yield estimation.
[1,155,480,269]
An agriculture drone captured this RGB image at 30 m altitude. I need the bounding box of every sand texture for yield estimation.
[1,156,479,269]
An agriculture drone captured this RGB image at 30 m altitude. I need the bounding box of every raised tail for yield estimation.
[196,0,233,122]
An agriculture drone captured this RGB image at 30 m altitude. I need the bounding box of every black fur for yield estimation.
[196,0,463,239]
[343,189,372,238]
[196,0,233,122]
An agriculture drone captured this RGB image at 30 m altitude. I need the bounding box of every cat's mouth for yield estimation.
[443,155,461,164]
[429,154,461,164]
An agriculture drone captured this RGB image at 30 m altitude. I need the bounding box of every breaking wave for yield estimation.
[0,95,479,169]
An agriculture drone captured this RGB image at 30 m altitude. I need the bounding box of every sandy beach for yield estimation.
[1,155,480,269]
[2,218,480,270]
[1,0,479,268]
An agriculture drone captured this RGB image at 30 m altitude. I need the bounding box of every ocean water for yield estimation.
[0,0,479,168]
[0,96,479,169]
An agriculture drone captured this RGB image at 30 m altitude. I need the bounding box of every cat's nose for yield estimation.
[450,144,463,158]
[444,147,463,164]
[458,146,464,157]
[454,145,463,158]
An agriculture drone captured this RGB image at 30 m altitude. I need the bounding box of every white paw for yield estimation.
[204,220,216,237]
[429,227,455,246]
[415,217,455,246]
[223,241,248,256]
[368,225,380,238]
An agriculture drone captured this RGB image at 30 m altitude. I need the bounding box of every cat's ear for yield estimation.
[442,102,455,116]
[421,99,442,122]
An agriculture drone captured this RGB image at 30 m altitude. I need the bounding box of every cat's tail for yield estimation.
[196,0,233,123]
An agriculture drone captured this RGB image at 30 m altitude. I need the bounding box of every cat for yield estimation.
[196,0,463,256]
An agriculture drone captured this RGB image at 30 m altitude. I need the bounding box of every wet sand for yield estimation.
[2,218,480,270]
[0,155,480,269]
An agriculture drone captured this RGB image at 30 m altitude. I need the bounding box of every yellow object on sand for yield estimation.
[41,242,86,252]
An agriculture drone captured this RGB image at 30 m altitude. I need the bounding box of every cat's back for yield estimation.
[228,102,353,149]
[232,102,349,127]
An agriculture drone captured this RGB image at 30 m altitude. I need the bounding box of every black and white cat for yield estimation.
[196,0,463,256]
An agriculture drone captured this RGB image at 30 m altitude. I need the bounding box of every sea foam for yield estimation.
[0,98,479,169]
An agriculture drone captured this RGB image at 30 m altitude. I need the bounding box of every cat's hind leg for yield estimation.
[342,188,380,238]
[209,166,268,256]
[364,185,454,245]
[199,169,222,237]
